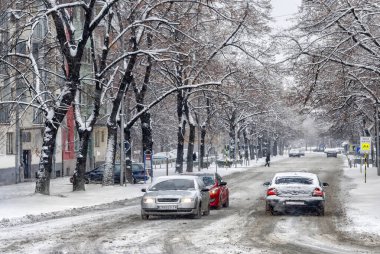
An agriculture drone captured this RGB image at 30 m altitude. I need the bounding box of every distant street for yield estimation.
[0,153,379,254]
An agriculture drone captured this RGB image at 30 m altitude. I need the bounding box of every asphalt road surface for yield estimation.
[1,153,379,254]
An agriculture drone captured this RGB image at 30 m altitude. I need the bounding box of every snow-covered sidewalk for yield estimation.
[341,158,380,236]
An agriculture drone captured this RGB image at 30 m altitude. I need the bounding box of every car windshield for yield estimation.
[202,176,215,186]
[275,177,313,185]
[149,179,195,191]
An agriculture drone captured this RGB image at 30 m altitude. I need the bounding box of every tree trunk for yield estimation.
[200,124,206,168]
[273,139,278,156]
[141,111,153,175]
[35,121,59,195]
[249,144,255,160]
[72,130,90,191]
[243,130,249,162]
[258,137,263,158]
[103,37,137,185]
[186,121,196,172]
[175,90,186,173]
[175,118,186,173]
[104,125,117,185]
[229,121,236,159]
[124,127,133,184]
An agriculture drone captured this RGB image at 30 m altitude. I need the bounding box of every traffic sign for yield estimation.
[360,137,371,154]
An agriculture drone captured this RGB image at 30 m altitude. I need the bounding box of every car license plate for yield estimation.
[286,201,305,205]
[158,205,177,210]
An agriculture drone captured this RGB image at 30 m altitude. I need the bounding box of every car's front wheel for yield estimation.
[223,195,229,208]
[192,204,202,219]
[141,210,149,220]
[216,194,223,210]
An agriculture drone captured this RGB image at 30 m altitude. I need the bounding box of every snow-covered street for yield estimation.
[1,153,379,253]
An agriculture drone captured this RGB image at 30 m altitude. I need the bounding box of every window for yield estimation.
[33,108,44,124]
[6,132,14,154]
[0,86,10,123]
[0,104,10,123]
[22,132,31,142]
[202,176,215,186]
[275,177,313,185]
[95,131,100,147]
[101,131,105,143]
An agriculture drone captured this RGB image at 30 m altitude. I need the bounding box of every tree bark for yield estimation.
[35,121,59,195]
[273,139,278,156]
[186,120,196,172]
[72,130,90,191]
[124,127,133,184]
[200,124,206,168]
[243,130,249,162]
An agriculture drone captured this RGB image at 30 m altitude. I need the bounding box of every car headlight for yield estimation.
[181,197,194,203]
[210,189,218,195]
[143,197,155,204]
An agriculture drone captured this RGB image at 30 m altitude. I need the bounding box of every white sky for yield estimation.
[271,0,302,29]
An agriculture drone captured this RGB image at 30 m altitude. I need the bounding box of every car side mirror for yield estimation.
[322,182,329,187]
[219,181,227,186]
[141,188,147,192]
[263,182,271,186]
[201,188,209,192]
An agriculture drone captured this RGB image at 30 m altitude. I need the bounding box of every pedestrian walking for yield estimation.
[264,153,270,167]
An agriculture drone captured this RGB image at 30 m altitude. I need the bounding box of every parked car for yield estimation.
[182,172,229,209]
[324,148,338,158]
[299,148,305,156]
[263,172,328,216]
[69,162,149,184]
[140,175,210,220]
[289,149,301,157]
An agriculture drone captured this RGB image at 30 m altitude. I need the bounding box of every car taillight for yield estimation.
[267,188,277,196]
[313,188,323,197]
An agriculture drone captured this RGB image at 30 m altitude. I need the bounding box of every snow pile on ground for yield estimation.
[342,160,380,236]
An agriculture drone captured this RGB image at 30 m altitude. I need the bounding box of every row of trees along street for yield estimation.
[0,0,318,195]
[285,0,380,168]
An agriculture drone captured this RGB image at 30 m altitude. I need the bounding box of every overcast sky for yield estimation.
[271,0,302,29]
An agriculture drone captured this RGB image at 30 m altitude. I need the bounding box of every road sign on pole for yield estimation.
[360,137,371,154]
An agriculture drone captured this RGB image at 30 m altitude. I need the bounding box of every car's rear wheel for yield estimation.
[223,195,229,208]
[203,204,210,216]
[266,202,275,215]
[316,206,325,216]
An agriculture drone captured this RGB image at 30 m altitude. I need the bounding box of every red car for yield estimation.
[182,172,229,209]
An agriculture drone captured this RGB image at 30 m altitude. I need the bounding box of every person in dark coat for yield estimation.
[265,152,270,167]
[192,152,197,161]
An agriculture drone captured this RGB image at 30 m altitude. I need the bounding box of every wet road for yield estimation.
[1,153,379,253]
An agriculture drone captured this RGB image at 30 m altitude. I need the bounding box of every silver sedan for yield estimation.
[264,172,329,216]
[141,175,210,220]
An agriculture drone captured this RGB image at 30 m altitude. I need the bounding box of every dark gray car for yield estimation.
[141,175,210,220]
